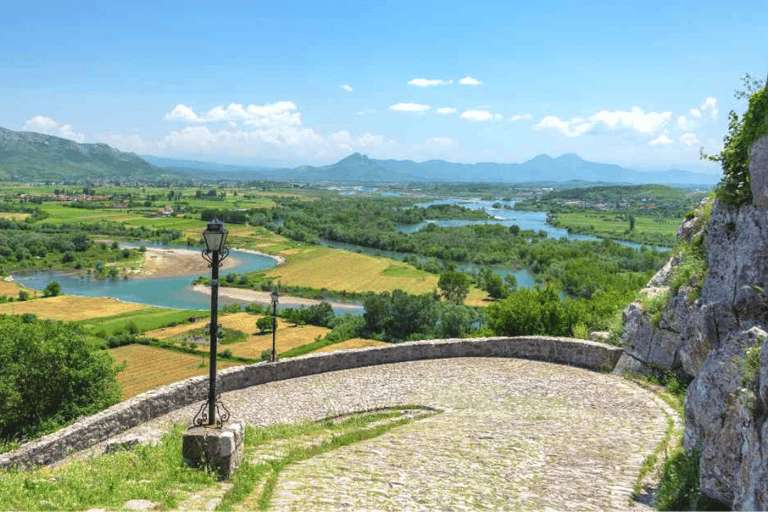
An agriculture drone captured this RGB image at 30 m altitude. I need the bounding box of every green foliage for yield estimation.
[256,316,273,333]
[704,76,768,207]
[282,302,335,328]
[639,290,672,327]
[0,425,215,510]
[486,284,586,337]
[740,339,763,387]
[669,242,707,295]
[0,315,122,441]
[654,446,702,510]
[438,270,471,304]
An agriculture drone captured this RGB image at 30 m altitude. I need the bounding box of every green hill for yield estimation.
[0,127,175,183]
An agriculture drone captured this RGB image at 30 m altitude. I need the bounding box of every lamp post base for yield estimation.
[182,419,244,480]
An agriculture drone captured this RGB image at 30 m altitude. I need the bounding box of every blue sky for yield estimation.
[2,0,766,173]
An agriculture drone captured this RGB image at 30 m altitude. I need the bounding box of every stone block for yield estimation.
[182,420,244,480]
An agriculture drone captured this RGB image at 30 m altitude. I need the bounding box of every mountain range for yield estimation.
[0,127,171,183]
[0,126,720,186]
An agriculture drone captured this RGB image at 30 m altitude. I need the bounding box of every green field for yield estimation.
[549,212,679,246]
[75,307,209,338]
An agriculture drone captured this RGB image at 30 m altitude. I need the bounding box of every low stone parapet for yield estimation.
[0,336,622,470]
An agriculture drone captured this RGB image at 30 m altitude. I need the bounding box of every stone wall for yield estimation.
[0,335,622,471]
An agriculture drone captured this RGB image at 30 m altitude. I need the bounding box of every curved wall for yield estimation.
[0,336,622,470]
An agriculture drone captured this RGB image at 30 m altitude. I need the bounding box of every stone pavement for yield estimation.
[86,357,675,510]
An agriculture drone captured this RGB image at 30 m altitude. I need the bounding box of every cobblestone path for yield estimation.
[116,357,674,511]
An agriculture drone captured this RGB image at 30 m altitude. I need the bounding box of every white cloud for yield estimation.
[508,114,532,122]
[534,115,591,137]
[23,115,86,143]
[701,97,718,118]
[356,108,378,116]
[426,137,452,146]
[164,104,202,122]
[535,107,672,137]
[436,107,457,115]
[389,102,431,114]
[460,109,498,121]
[688,108,702,119]
[649,133,674,146]
[677,115,699,132]
[408,78,452,87]
[341,84,353,92]
[680,133,700,147]
[358,133,386,147]
[164,101,301,129]
[459,76,481,86]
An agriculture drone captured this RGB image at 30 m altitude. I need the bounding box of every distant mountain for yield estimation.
[256,152,720,186]
[0,127,172,183]
[0,126,721,186]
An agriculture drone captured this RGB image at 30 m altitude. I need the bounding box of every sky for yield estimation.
[1,0,767,173]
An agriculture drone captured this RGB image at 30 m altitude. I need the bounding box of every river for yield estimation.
[13,197,667,313]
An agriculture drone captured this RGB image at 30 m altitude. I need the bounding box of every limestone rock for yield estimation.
[617,186,768,508]
[751,135,768,210]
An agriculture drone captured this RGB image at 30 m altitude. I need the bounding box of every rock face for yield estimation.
[618,137,768,509]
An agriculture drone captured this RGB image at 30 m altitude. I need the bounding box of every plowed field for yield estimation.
[109,344,242,400]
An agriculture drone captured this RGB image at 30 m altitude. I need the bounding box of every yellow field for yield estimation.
[109,344,242,400]
[0,280,37,298]
[264,246,439,294]
[0,212,29,221]
[146,312,331,359]
[0,295,146,321]
[313,338,388,353]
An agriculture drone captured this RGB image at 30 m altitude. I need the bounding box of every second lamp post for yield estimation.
[270,289,279,362]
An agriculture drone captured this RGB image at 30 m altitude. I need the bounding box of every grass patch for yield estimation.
[0,425,216,511]
[77,308,208,337]
[639,289,672,328]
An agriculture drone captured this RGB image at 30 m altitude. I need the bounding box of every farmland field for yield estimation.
[0,295,146,321]
[263,246,439,294]
[77,307,208,337]
[0,280,37,298]
[313,338,388,353]
[109,344,242,399]
[146,312,332,359]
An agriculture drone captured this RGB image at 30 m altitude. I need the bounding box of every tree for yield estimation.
[484,273,509,300]
[256,316,273,333]
[0,316,122,439]
[43,281,61,297]
[438,270,470,305]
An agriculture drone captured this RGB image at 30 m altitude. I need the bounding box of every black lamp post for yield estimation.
[270,289,279,362]
[193,217,231,428]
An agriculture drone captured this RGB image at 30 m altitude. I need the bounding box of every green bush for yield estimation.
[0,316,122,441]
[654,446,701,510]
[705,77,768,207]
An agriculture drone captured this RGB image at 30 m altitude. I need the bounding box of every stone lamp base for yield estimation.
[182,420,244,480]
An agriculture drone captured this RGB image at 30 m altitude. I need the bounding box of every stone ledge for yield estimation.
[0,336,622,470]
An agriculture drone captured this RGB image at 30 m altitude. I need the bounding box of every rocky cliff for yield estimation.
[618,136,768,509]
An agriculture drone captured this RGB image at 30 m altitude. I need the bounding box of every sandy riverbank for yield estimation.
[134,247,283,278]
[191,284,363,311]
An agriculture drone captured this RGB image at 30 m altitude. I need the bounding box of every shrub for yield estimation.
[43,280,61,297]
[0,316,122,440]
[17,290,29,301]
